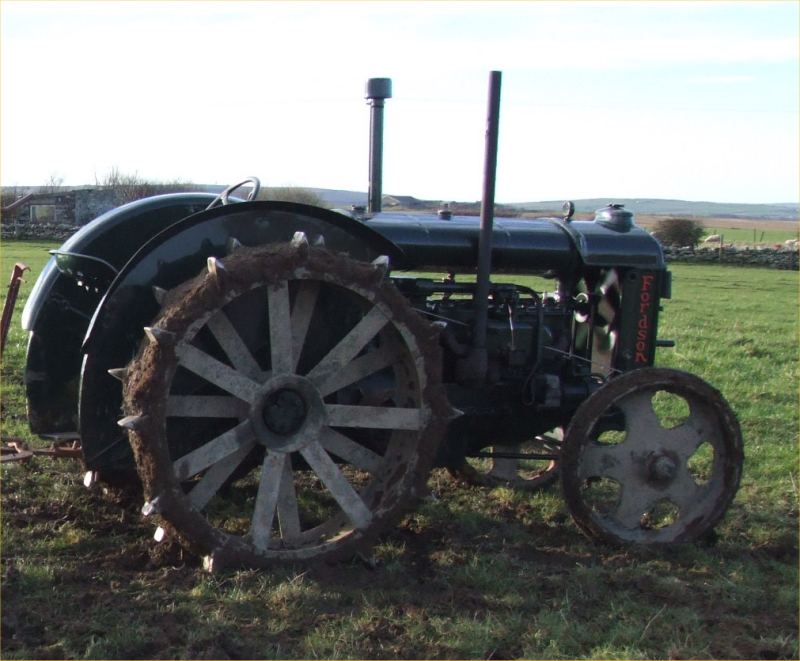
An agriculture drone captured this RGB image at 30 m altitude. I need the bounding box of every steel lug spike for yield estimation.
[152,286,168,305]
[291,231,309,249]
[141,496,162,517]
[207,256,226,279]
[226,237,242,254]
[372,254,390,275]
[83,471,98,488]
[107,367,128,382]
[153,526,167,543]
[144,326,175,346]
[117,414,148,431]
[313,234,326,247]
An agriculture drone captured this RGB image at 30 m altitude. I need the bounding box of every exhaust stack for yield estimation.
[365,78,392,214]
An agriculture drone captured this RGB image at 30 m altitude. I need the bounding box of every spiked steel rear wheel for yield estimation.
[561,368,743,545]
[120,243,447,568]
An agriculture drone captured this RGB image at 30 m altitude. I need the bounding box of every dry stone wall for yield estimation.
[663,245,798,270]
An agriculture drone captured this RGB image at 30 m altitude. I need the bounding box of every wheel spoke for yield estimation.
[276,457,302,541]
[251,451,287,551]
[305,306,389,383]
[320,427,383,474]
[187,443,254,511]
[206,310,263,380]
[614,484,659,529]
[314,343,402,397]
[268,281,293,375]
[578,443,631,482]
[619,391,664,450]
[290,282,319,372]
[172,420,256,481]
[663,464,706,512]
[166,395,247,418]
[300,441,372,529]
[325,404,425,431]
[666,406,719,459]
[176,343,261,403]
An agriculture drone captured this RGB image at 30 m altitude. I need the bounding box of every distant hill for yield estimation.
[4,184,794,220]
[506,198,799,220]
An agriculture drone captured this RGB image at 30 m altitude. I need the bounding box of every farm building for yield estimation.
[1,188,120,228]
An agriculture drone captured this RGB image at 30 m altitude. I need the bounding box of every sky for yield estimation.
[1,1,798,204]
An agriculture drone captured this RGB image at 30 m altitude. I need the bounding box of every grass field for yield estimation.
[634,216,799,247]
[1,238,798,659]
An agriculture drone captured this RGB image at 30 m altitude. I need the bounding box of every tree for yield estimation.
[651,217,704,248]
[94,167,196,204]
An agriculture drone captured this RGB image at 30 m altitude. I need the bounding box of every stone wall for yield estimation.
[663,245,799,270]
[1,222,79,242]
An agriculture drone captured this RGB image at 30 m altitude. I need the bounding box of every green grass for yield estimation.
[700,227,799,246]
[1,238,798,659]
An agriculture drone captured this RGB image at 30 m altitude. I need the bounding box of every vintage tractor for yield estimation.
[18,73,742,569]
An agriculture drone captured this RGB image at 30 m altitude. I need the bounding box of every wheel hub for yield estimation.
[647,452,678,483]
[250,375,327,452]
[262,388,307,435]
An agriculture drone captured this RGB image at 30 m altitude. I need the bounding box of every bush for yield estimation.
[651,217,704,248]
[256,186,328,208]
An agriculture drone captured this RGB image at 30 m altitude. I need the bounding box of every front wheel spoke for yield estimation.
[325,404,425,431]
[300,441,372,529]
[613,485,659,529]
[305,306,389,384]
[315,344,402,397]
[172,420,255,481]
[187,443,254,511]
[166,395,247,419]
[320,427,383,474]
[176,344,260,403]
[267,281,294,375]
[619,391,665,451]
[251,452,287,551]
[578,443,631,482]
[663,465,705,511]
[290,282,319,372]
[206,311,263,380]
[667,408,718,459]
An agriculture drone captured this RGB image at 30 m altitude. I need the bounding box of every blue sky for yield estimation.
[1,1,798,204]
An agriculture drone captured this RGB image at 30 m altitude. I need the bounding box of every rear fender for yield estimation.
[78,200,403,471]
[22,193,217,436]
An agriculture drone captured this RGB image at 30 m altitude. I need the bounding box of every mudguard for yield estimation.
[78,200,403,472]
[22,193,217,436]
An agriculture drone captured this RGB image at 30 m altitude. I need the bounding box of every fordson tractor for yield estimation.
[17,73,742,569]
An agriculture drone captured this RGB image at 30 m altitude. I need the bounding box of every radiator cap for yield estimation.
[594,204,634,231]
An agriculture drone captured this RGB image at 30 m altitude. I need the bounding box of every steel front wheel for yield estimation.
[120,243,447,568]
[561,368,743,545]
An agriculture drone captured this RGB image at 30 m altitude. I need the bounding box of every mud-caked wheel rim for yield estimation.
[561,368,743,545]
[121,244,447,568]
[449,430,561,491]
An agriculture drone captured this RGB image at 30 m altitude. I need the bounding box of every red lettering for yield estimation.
[635,273,656,365]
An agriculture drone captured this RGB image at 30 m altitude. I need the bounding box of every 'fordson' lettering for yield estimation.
[635,274,656,363]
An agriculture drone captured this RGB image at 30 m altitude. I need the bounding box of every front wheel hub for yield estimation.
[648,453,678,483]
